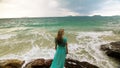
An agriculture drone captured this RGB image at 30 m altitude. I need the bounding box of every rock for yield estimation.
[101,41,120,60]
[24,58,99,68]
[24,58,52,68]
[0,59,24,68]
[44,59,53,66]
[65,58,99,68]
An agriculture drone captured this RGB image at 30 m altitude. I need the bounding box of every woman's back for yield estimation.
[55,37,67,47]
[50,29,68,68]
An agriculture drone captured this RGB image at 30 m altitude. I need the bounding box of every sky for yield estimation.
[0,0,120,18]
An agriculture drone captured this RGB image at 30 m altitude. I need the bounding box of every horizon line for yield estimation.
[0,15,120,19]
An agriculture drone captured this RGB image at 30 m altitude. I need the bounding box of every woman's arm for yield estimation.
[55,38,57,50]
[66,43,68,54]
[55,43,57,50]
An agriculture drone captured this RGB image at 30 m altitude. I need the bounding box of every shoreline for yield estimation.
[0,58,99,68]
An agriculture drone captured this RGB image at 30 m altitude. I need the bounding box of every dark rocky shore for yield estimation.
[101,41,120,61]
[0,58,99,68]
[1,41,120,68]
[0,59,24,68]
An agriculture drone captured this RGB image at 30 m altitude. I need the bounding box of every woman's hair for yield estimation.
[56,29,64,44]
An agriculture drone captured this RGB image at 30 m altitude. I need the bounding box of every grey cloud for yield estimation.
[58,0,106,15]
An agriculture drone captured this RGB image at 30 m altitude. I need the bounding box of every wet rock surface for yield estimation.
[0,59,24,68]
[24,58,99,68]
[101,41,120,60]
[65,58,99,68]
[24,58,52,68]
[0,58,99,68]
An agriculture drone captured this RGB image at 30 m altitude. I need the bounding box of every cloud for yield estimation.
[0,0,120,18]
[0,0,82,18]
[91,0,120,16]
[58,0,106,15]
[0,0,79,18]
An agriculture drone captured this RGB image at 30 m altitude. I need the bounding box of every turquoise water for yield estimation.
[1,16,120,31]
[0,16,120,68]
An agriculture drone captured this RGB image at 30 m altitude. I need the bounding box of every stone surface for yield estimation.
[101,41,120,60]
[65,58,99,68]
[24,58,99,68]
[24,58,52,68]
[0,59,24,68]
[0,58,99,68]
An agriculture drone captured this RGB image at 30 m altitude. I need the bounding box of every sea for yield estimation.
[0,16,120,68]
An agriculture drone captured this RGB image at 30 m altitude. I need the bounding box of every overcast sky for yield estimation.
[0,0,120,18]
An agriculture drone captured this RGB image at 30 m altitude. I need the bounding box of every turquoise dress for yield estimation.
[50,38,67,68]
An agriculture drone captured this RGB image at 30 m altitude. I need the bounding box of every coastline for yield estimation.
[0,58,99,68]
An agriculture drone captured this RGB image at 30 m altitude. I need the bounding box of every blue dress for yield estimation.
[50,38,67,68]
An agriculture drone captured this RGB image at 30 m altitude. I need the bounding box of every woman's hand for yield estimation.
[66,43,68,54]
[55,47,57,50]
[55,43,57,50]
[66,51,68,54]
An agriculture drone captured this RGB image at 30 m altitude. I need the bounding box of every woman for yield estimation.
[50,29,68,68]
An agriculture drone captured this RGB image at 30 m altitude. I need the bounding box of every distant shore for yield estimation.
[0,15,120,19]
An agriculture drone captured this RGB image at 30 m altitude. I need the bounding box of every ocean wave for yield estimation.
[0,30,119,68]
[0,34,16,40]
[72,31,118,68]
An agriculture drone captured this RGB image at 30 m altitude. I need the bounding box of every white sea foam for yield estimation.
[0,34,16,39]
[21,45,54,60]
[0,31,119,68]
[76,31,113,39]
[0,27,28,34]
[21,46,55,68]
[69,31,118,68]
[0,44,55,68]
